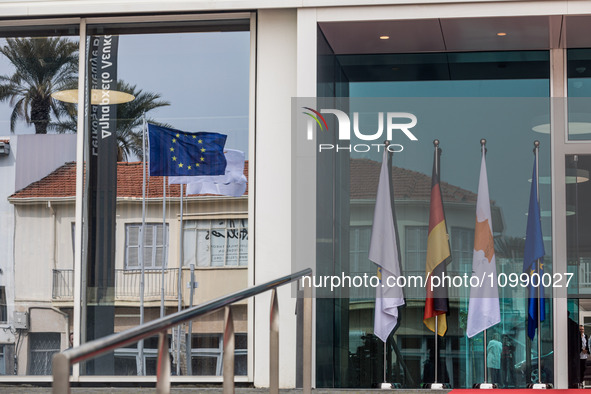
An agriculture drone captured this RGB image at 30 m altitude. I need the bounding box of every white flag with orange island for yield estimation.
[466,148,501,338]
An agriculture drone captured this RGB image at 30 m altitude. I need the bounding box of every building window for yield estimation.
[190,333,247,376]
[349,225,374,300]
[405,226,428,272]
[450,227,474,270]
[29,333,60,375]
[0,287,6,324]
[350,226,372,275]
[183,219,248,267]
[125,223,169,270]
[0,345,6,375]
[114,336,160,376]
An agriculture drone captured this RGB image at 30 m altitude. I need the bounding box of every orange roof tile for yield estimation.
[350,158,477,202]
[10,158,474,203]
[10,161,249,200]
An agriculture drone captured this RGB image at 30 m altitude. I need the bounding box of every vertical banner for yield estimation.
[85,34,119,375]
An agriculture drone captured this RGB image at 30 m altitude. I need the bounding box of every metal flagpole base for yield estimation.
[473,383,497,389]
[379,382,401,389]
[527,383,552,389]
[422,383,450,389]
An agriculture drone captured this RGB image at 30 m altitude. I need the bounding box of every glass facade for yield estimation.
[0,17,250,378]
[1,6,591,389]
[314,26,556,388]
[567,49,591,141]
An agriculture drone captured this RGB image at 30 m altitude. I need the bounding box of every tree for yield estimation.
[0,37,78,134]
[52,81,170,161]
[0,37,170,160]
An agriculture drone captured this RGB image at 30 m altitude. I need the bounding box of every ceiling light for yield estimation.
[497,32,507,37]
[532,122,591,135]
[528,169,589,184]
[51,89,135,105]
[379,35,390,40]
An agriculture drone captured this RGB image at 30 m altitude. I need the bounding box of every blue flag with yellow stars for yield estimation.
[523,158,545,340]
[148,124,227,177]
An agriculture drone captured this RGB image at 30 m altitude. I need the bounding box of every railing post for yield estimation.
[52,353,70,394]
[270,288,279,394]
[223,306,235,394]
[156,329,171,394]
[303,277,312,394]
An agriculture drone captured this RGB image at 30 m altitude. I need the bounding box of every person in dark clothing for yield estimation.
[501,335,516,388]
[581,325,589,386]
[422,346,449,385]
[568,315,582,387]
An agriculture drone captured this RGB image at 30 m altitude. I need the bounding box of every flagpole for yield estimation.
[435,315,439,384]
[534,140,542,385]
[383,143,389,389]
[379,140,393,390]
[384,144,390,391]
[433,140,439,386]
[161,175,166,318]
[138,113,147,376]
[383,341,387,383]
[380,140,398,390]
[177,183,184,376]
[481,139,489,386]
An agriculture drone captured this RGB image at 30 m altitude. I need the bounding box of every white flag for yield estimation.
[169,149,247,197]
[369,149,405,342]
[466,151,501,338]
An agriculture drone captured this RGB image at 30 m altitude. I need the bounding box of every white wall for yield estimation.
[254,8,298,388]
[15,134,76,192]
[0,136,16,344]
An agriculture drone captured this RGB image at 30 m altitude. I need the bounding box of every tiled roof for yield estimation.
[0,139,9,144]
[350,158,477,203]
[9,161,249,200]
[10,158,474,203]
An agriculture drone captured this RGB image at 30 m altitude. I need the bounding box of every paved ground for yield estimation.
[0,387,449,394]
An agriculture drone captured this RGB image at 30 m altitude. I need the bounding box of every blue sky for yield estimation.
[0,31,251,156]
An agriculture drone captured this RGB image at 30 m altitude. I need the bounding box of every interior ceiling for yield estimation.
[319,15,591,55]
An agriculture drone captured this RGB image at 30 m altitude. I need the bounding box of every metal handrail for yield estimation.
[52,268,313,394]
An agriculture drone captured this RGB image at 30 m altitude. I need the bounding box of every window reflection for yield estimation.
[0,20,250,378]
[316,41,552,388]
[567,49,591,141]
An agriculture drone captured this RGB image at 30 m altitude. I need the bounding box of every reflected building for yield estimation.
[346,158,535,388]
[7,151,248,375]
[0,1,591,390]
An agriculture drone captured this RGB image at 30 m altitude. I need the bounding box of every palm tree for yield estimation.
[0,37,78,134]
[0,37,170,159]
[52,81,170,161]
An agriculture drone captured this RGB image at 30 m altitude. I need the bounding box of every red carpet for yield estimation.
[450,391,585,393]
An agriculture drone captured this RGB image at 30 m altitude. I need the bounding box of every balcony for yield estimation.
[52,268,179,303]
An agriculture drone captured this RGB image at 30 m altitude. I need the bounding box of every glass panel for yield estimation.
[114,356,138,376]
[565,155,591,387]
[79,19,250,377]
[184,219,248,267]
[193,356,218,376]
[311,42,551,388]
[567,49,591,141]
[0,17,250,380]
[29,333,61,375]
[0,25,80,378]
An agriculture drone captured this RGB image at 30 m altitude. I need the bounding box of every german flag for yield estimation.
[423,145,452,336]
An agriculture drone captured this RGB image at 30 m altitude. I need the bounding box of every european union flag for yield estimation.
[523,158,545,340]
[148,124,227,177]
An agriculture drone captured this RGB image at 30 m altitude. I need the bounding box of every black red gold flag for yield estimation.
[423,146,452,336]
